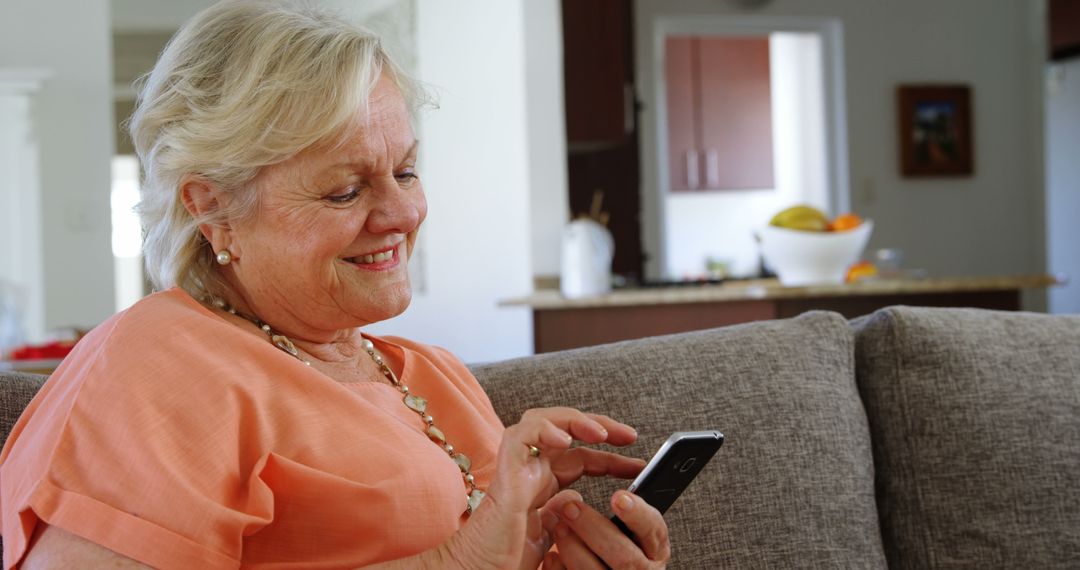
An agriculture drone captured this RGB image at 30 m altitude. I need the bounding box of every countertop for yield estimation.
[0,358,63,374]
[502,274,1063,310]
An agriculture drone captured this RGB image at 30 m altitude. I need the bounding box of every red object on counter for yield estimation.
[10,341,76,361]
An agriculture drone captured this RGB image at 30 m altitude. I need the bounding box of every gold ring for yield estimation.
[527,444,541,458]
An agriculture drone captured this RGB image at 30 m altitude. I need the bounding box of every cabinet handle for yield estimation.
[623,83,635,135]
[686,151,700,190]
[705,149,720,189]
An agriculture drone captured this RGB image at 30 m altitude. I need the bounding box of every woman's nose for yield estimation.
[365,177,426,234]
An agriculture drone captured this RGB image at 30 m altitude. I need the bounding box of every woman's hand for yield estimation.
[541,490,671,569]
[442,407,645,570]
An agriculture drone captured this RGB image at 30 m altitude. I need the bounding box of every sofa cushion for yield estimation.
[854,307,1080,568]
[0,371,46,447]
[472,311,885,568]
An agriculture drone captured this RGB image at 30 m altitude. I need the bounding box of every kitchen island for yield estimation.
[502,275,1062,353]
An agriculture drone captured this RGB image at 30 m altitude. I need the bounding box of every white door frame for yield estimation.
[641,15,849,280]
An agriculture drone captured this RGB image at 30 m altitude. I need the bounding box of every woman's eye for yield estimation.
[395,170,419,186]
[326,186,362,203]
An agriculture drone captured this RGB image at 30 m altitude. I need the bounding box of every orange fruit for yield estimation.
[830,213,863,232]
[846,261,878,283]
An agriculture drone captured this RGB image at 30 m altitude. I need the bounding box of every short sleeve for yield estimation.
[1,303,275,569]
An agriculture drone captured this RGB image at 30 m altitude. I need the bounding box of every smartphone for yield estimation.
[612,430,724,537]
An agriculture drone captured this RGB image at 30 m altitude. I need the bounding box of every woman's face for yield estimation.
[224,74,426,337]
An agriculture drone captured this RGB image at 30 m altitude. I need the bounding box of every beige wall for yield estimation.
[365,0,536,362]
[0,0,116,334]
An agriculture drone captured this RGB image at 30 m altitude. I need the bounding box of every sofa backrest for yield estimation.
[473,311,886,568]
[854,307,1080,568]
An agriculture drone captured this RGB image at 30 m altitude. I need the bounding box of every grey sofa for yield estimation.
[2,306,1078,568]
[473,306,1080,568]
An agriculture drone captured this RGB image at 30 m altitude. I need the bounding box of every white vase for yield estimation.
[560,219,615,299]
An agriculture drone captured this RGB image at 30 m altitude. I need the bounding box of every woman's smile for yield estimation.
[341,242,403,271]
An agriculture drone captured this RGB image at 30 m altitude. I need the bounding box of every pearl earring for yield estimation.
[215,249,233,265]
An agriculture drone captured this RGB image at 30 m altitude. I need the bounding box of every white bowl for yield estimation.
[758,220,874,286]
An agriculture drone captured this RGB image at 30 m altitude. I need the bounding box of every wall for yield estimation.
[364,0,535,362]
[0,0,115,336]
[524,0,571,279]
[111,0,218,31]
[637,0,1048,297]
[1046,58,1080,314]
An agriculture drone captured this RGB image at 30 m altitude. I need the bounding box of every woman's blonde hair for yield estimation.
[130,0,427,301]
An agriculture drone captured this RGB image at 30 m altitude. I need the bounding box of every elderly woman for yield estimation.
[0,1,671,569]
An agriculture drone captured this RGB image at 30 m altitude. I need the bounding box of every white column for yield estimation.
[0,69,50,344]
[523,0,570,280]
[362,0,534,362]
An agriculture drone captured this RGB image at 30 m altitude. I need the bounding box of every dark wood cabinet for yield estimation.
[664,38,698,190]
[527,286,1029,354]
[665,37,774,191]
[561,0,633,145]
[561,0,644,279]
[1050,0,1080,61]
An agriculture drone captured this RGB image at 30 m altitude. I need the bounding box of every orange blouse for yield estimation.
[0,289,504,569]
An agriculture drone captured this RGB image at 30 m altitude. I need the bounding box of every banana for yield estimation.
[769,205,830,232]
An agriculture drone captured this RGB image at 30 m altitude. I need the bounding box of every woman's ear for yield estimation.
[179,174,233,253]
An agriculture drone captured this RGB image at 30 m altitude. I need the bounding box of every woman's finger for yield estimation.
[518,507,556,570]
[484,408,641,525]
[584,412,638,446]
[500,420,570,467]
[537,419,577,451]
[553,522,606,570]
[549,447,646,488]
[542,551,566,570]
[610,491,671,563]
[519,408,636,447]
[540,489,583,534]
[555,496,669,568]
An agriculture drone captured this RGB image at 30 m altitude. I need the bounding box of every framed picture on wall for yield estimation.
[897,85,974,177]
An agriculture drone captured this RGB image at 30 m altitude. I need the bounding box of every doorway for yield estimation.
[641,16,849,280]
[1046,60,1080,313]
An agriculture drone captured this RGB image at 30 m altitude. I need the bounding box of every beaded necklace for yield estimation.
[209,298,486,516]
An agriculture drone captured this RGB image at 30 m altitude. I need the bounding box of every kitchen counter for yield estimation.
[502,274,1060,309]
[503,274,1062,353]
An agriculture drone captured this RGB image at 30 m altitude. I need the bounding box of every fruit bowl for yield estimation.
[758,220,874,286]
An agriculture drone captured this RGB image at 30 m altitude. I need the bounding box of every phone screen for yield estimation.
[613,430,723,536]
